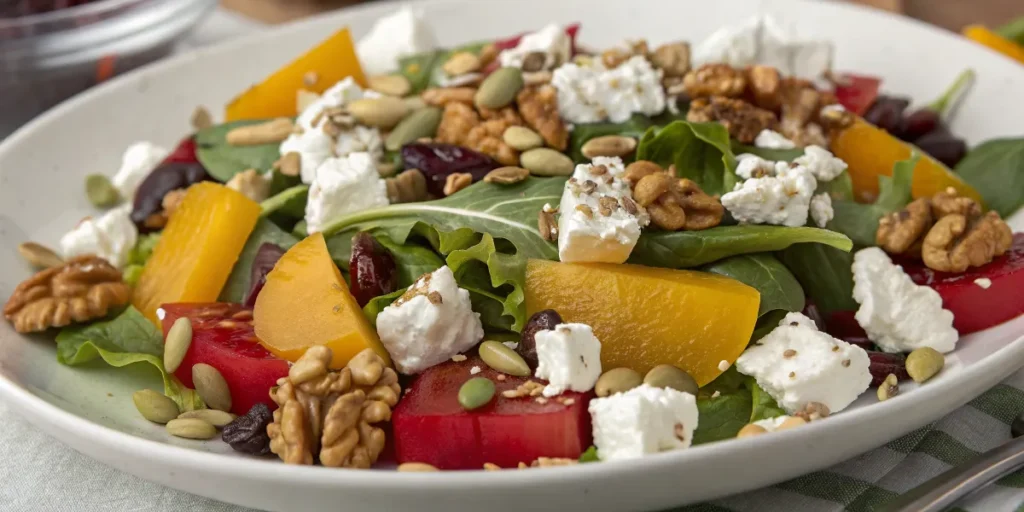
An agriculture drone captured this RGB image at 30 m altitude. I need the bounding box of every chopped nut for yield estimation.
[877,198,934,256]
[575,204,594,219]
[623,160,663,186]
[443,51,482,76]
[478,43,499,68]
[682,64,747,99]
[601,40,649,69]
[931,187,981,218]
[190,106,213,131]
[597,196,620,216]
[780,87,821,131]
[819,105,855,135]
[634,172,675,207]
[923,211,1013,273]
[385,169,429,204]
[650,42,691,77]
[516,85,569,151]
[145,188,187,230]
[502,380,545,398]
[443,172,473,196]
[3,256,131,333]
[226,169,271,202]
[784,122,828,148]
[687,96,778,144]
[421,87,476,106]
[793,401,830,422]
[647,199,687,231]
[479,106,524,125]
[531,457,578,467]
[436,102,521,166]
[274,151,301,177]
[747,65,782,111]
[484,166,530,185]
[226,118,295,146]
[538,210,558,242]
[483,462,502,471]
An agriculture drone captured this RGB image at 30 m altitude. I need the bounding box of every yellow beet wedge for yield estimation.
[524,259,760,386]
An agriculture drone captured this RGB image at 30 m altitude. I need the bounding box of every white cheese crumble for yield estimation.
[534,323,602,397]
[810,193,834,228]
[156,308,166,321]
[852,248,959,353]
[975,278,993,289]
[304,152,389,234]
[356,7,438,75]
[557,157,649,264]
[111,141,168,199]
[794,145,847,182]
[589,384,698,461]
[376,266,484,374]
[695,16,834,79]
[754,129,796,150]
[736,312,871,414]
[734,154,787,180]
[470,366,482,375]
[59,204,138,269]
[552,55,666,123]
[498,23,571,71]
[721,165,816,227]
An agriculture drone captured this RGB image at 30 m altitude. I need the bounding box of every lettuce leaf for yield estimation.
[828,154,918,247]
[220,218,299,303]
[701,253,805,318]
[635,120,738,196]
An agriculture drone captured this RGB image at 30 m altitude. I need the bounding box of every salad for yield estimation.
[4,10,1024,471]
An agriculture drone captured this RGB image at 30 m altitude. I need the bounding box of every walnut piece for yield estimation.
[3,255,131,333]
[436,102,521,166]
[923,211,1013,273]
[629,162,723,231]
[267,346,400,468]
[682,64,747,99]
[600,40,649,69]
[747,65,782,111]
[686,96,778,144]
[931,187,981,218]
[516,85,569,151]
[877,198,933,256]
[649,42,691,77]
[226,169,271,202]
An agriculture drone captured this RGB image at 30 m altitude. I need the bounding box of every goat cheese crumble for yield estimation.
[552,55,666,123]
[852,247,959,353]
[721,165,816,227]
[376,266,484,374]
[810,193,834,228]
[975,278,993,289]
[59,204,138,269]
[534,323,602,397]
[589,384,698,461]
[734,154,787,180]
[111,141,168,199]
[356,7,438,75]
[794,145,847,182]
[498,23,571,70]
[304,152,389,234]
[695,16,834,79]
[754,129,797,150]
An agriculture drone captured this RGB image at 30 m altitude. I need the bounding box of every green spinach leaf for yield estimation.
[701,254,805,317]
[817,171,855,202]
[730,141,805,162]
[750,309,788,344]
[123,233,161,286]
[636,121,738,196]
[779,243,858,316]
[630,225,852,269]
[693,392,752,444]
[955,138,1024,218]
[749,379,785,422]
[260,185,308,219]
[196,120,283,182]
[219,219,299,303]
[829,154,918,246]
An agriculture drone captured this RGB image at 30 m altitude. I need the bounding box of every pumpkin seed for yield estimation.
[403,96,427,111]
[346,97,410,129]
[643,364,698,395]
[594,368,643,397]
[17,242,64,269]
[397,462,439,472]
[368,74,412,97]
[458,377,496,410]
[520,148,574,176]
[581,135,638,159]
[178,409,236,428]
[736,423,767,438]
[443,51,482,76]
[132,389,180,424]
[166,418,218,440]
[478,340,531,377]
[385,107,443,151]
[502,126,543,151]
[484,166,530,185]
[163,317,193,374]
[475,67,524,110]
[906,347,944,382]
[84,174,120,208]
[192,363,232,412]
[877,373,899,401]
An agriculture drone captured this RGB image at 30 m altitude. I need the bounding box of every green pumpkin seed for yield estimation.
[166,418,218,440]
[520,148,574,176]
[177,409,236,427]
[17,242,64,269]
[478,340,531,377]
[192,363,232,412]
[594,367,643,397]
[458,377,496,410]
[906,347,944,383]
[385,107,443,151]
[643,364,699,395]
[132,389,180,424]
[163,317,193,374]
[502,126,543,151]
[368,74,412,97]
[475,67,524,110]
[347,97,410,129]
[85,174,120,208]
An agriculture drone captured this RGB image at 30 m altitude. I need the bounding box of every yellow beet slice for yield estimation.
[524,259,760,386]
[253,232,390,369]
[225,27,366,121]
[133,182,261,324]
[832,118,983,204]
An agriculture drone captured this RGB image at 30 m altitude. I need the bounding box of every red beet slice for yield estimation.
[834,73,882,116]
[901,233,1024,335]
[392,355,592,469]
[160,303,288,415]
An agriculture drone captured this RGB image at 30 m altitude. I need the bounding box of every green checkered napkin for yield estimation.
[676,370,1024,512]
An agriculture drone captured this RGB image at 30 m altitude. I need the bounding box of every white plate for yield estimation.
[2,0,1023,510]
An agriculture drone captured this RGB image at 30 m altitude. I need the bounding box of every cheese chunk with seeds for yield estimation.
[557,157,648,263]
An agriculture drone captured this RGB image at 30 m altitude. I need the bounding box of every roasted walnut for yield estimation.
[267,346,400,468]
[436,102,521,166]
[516,85,569,151]
[877,198,933,256]
[519,309,563,369]
[682,64,746,99]
[686,96,778,144]
[3,255,131,333]
[747,65,782,111]
[675,178,725,230]
[922,211,1013,273]
[629,163,722,231]
[931,187,981,219]
[600,40,649,69]
[222,403,274,455]
[649,42,691,78]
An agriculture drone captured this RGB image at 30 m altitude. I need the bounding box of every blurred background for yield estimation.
[0,0,1020,138]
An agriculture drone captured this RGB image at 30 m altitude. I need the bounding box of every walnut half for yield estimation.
[3,255,131,333]
[686,96,778,144]
[923,211,1013,273]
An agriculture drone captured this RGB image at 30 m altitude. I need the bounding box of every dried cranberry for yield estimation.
[130,161,212,233]
[244,243,287,308]
[519,309,563,369]
[401,143,500,197]
[222,403,273,456]
[898,109,941,143]
[864,96,910,135]
[914,129,968,168]
[165,137,199,164]
[349,232,398,307]
[867,351,911,387]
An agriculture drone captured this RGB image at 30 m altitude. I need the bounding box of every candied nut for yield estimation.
[435,102,480,146]
[793,401,831,422]
[923,211,1013,273]
[225,169,271,203]
[647,199,687,231]
[931,187,981,218]
[226,118,295,146]
[443,51,482,76]
[784,122,828,148]
[623,160,664,186]
[466,119,520,166]
[780,87,821,130]
[516,85,569,151]
[650,42,691,77]
[385,169,429,204]
[682,64,747,99]
[274,151,301,177]
[634,172,675,207]
[443,172,473,196]
[819,105,855,135]
[538,210,558,242]
[877,198,933,255]
[3,255,131,333]
[747,65,782,111]
[479,106,524,125]
[437,102,521,166]
[523,71,553,86]
[675,178,724,231]
[421,87,476,106]
[687,96,778,144]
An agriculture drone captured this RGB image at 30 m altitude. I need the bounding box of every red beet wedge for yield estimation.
[160,303,289,415]
[834,73,882,116]
[392,355,592,469]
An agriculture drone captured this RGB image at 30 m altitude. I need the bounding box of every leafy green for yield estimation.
[123,233,161,286]
[730,141,805,163]
[376,234,446,286]
[997,16,1024,46]
[702,254,805,317]
[398,50,445,93]
[692,392,752,444]
[829,154,918,246]
[749,309,788,344]
[195,120,283,182]
[568,115,656,162]
[749,379,785,422]
[779,243,858,316]
[817,170,855,202]
[702,365,746,395]
[956,138,1024,217]
[55,307,204,411]
[635,121,738,196]
[579,446,600,463]
[219,219,299,303]
[630,225,852,269]
[260,185,308,219]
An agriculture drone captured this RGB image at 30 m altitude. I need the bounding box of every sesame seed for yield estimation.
[789,371,796,379]
[842,359,851,367]
[783,349,797,358]
[832,346,840,352]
